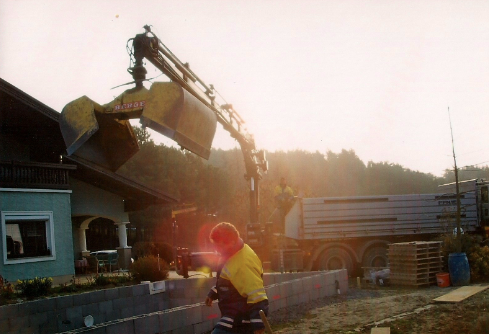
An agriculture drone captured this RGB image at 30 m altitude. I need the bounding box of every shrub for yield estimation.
[132,242,174,265]
[438,233,478,270]
[130,255,169,282]
[16,277,53,299]
[468,245,489,282]
[0,276,15,302]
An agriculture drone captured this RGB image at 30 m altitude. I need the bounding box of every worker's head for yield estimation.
[280,177,287,187]
[209,222,240,255]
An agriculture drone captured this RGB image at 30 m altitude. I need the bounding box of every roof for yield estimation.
[0,77,179,210]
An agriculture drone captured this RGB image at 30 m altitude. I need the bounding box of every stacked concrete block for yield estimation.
[0,270,347,334]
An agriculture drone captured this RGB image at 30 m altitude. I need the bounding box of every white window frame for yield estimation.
[1,211,56,264]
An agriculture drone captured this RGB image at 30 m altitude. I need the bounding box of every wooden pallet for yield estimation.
[388,241,443,287]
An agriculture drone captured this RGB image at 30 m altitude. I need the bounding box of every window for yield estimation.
[1,211,56,264]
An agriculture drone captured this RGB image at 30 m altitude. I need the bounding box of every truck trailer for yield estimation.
[256,179,489,275]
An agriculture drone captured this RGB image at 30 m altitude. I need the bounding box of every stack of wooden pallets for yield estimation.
[388,241,443,287]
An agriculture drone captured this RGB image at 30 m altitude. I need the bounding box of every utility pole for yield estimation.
[448,107,462,252]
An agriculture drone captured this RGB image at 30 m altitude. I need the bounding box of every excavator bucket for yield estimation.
[140,82,217,160]
[59,96,139,171]
[59,82,216,171]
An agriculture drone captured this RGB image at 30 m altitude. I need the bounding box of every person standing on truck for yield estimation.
[274,177,294,233]
[205,222,269,334]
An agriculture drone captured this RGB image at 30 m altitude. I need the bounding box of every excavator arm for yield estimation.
[59,25,267,225]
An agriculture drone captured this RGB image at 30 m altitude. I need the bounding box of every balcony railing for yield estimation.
[0,160,76,190]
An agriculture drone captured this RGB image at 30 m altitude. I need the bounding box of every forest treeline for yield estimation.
[117,127,489,249]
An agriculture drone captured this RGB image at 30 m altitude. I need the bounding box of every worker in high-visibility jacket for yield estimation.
[274,177,294,234]
[205,222,269,334]
[274,177,294,208]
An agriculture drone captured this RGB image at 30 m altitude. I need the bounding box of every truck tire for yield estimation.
[362,246,388,268]
[317,248,353,273]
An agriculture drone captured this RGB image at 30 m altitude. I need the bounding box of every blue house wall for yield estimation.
[0,188,75,284]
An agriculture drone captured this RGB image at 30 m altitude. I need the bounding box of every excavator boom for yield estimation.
[59,25,267,225]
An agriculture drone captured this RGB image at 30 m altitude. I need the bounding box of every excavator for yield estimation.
[59,25,268,275]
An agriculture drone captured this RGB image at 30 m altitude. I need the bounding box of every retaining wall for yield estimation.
[0,270,347,334]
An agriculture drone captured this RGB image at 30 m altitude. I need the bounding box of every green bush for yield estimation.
[438,233,478,270]
[132,242,173,265]
[468,245,489,282]
[130,255,169,282]
[16,277,53,299]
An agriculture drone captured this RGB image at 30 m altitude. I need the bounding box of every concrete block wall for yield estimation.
[0,270,347,334]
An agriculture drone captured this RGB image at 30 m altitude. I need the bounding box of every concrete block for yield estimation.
[17,301,38,315]
[185,305,204,325]
[90,290,106,304]
[286,294,300,307]
[266,285,281,301]
[104,288,119,301]
[157,298,171,311]
[302,276,313,292]
[273,273,287,284]
[18,325,40,334]
[134,313,159,334]
[113,296,133,310]
[35,298,56,314]
[263,274,275,286]
[290,278,303,295]
[118,286,133,298]
[195,286,212,299]
[0,304,18,321]
[106,319,135,334]
[105,309,122,322]
[55,295,74,309]
[274,296,287,311]
[99,300,113,314]
[132,295,147,307]
[82,326,106,334]
[0,318,9,333]
[325,283,337,297]
[120,305,135,319]
[169,288,186,299]
[82,303,100,317]
[40,321,58,334]
[193,320,214,334]
[279,281,293,299]
[42,311,62,334]
[167,308,186,331]
[132,283,150,296]
[158,311,171,332]
[169,298,193,308]
[66,305,84,328]
[134,303,150,316]
[29,311,48,328]
[73,292,91,306]
[172,324,195,334]
[201,302,220,323]
[298,291,311,304]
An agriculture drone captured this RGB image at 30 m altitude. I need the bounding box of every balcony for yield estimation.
[0,160,76,190]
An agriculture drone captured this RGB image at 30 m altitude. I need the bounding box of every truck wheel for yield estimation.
[362,246,388,268]
[317,248,353,273]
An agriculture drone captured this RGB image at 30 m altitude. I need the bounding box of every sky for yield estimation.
[1,0,489,177]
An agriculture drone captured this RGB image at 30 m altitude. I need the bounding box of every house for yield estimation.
[0,78,178,284]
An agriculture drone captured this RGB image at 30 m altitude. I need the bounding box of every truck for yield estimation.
[250,178,489,276]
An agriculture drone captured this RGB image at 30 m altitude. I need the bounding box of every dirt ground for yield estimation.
[268,280,489,334]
